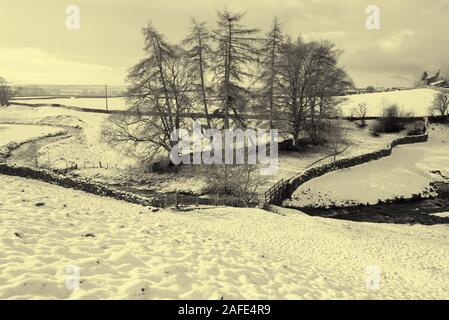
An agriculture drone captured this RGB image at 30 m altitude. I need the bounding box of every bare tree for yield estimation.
[258,17,284,129]
[308,41,352,144]
[211,10,260,129]
[103,24,195,161]
[357,103,368,127]
[325,120,348,162]
[278,37,351,148]
[430,92,449,116]
[277,36,308,148]
[0,77,13,106]
[183,18,213,128]
[206,162,263,206]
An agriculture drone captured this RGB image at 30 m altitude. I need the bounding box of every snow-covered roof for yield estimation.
[430,80,446,86]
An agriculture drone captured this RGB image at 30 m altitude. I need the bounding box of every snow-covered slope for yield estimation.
[285,124,449,208]
[0,105,137,169]
[1,174,449,299]
[340,88,438,117]
[0,123,63,148]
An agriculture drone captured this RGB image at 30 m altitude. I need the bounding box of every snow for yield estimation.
[1,174,449,299]
[258,120,405,194]
[0,106,208,194]
[285,124,449,208]
[431,212,449,218]
[340,88,438,117]
[0,105,137,169]
[0,123,64,148]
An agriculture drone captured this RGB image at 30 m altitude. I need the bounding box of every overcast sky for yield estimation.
[0,0,448,87]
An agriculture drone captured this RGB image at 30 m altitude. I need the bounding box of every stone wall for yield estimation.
[0,163,158,207]
[268,131,429,205]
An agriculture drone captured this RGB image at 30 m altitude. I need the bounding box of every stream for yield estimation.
[5,126,80,167]
[288,182,449,225]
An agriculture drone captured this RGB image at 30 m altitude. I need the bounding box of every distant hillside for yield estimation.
[340,88,439,117]
[12,84,127,97]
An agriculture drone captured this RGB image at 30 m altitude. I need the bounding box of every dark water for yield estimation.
[287,182,449,225]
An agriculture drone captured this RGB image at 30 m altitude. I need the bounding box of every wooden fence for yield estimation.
[264,178,288,205]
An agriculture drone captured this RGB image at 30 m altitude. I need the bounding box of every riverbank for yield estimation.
[288,182,449,225]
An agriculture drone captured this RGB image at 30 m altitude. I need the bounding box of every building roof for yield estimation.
[430,80,447,87]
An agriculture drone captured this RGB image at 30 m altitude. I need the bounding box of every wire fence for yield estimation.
[149,192,259,208]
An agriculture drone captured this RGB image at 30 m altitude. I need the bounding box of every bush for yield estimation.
[380,104,405,133]
[204,163,263,206]
[372,104,414,135]
[406,121,426,136]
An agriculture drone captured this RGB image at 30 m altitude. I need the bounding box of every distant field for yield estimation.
[12,88,441,117]
[11,97,129,111]
[0,123,64,147]
[340,88,439,117]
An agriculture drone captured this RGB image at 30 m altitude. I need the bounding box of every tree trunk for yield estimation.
[198,35,211,128]
[224,19,232,129]
[268,29,276,129]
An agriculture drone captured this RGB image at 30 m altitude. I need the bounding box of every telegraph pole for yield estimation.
[104,84,109,111]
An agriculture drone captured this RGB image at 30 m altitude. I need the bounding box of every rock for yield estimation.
[82,233,96,237]
[151,159,176,173]
[35,202,45,207]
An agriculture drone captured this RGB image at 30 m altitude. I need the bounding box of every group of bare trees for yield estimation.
[104,10,352,158]
[102,10,352,203]
[0,77,13,106]
[277,38,352,146]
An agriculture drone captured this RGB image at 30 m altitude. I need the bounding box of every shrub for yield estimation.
[204,163,263,206]
[406,121,426,136]
[372,104,414,135]
[380,104,405,133]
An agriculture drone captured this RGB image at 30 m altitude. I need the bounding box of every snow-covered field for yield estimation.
[341,88,438,117]
[12,88,440,117]
[285,124,449,208]
[11,97,128,111]
[0,105,136,169]
[1,174,449,299]
[258,119,406,193]
[0,123,64,149]
[0,105,409,195]
[1,93,449,300]
[0,105,207,194]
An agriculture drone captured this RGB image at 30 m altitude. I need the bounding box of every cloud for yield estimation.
[378,30,415,51]
[0,0,447,87]
[0,47,125,85]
